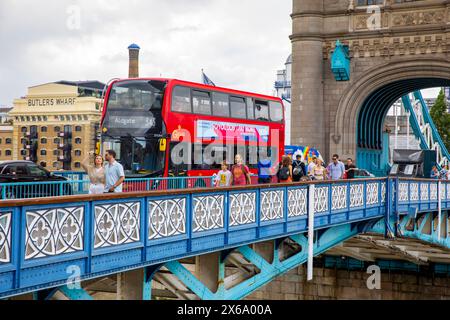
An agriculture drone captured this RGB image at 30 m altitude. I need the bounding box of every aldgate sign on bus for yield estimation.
[27,97,77,107]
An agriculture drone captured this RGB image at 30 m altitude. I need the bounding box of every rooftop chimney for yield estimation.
[128,43,140,78]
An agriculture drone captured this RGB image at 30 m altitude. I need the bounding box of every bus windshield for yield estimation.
[102,136,165,177]
[102,80,166,137]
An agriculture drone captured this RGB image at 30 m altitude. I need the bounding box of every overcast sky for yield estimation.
[0,0,440,107]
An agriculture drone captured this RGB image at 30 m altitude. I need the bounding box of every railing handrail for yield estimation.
[0,177,388,207]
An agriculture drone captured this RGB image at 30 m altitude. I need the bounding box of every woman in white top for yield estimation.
[81,151,106,194]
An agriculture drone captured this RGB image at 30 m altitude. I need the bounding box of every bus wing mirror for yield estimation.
[159,139,167,152]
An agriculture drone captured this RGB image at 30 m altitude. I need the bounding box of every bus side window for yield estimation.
[192,90,212,115]
[255,100,269,121]
[212,92,230,117]
[230,96,247,119]
[172,86,192,113]
[269,101,284,122]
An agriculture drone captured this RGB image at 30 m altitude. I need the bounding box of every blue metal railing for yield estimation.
[0,176,215,200]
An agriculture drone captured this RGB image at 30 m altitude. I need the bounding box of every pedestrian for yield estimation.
[327,154,346,180]
[307,155,318,177]
[430,165,439,179]
[214,161,232,187]
[81,151,106,195]
[104,150,125,193]
[278,155,293,183]
[313,159,327,180]
[231,154,251,186]
[292,154,306,182]
[345,158,357,180]
[257,157,273,184]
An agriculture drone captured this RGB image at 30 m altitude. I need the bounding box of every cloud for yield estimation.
[0,0,292,105]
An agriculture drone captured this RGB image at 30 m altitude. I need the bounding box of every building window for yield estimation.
[21,138,27,145]
[75,162,81,169]
[20,150,27,156]
[40,162,47,168]
[41,138,47,144]
[75,126,82,132]
[54,126,61,133]
[75,150,82,156]
[41,150,47,156]
[5,150,11,156]
[43,116,48,121]
[53,150,60,156]
[356,0,384,6]
[75,138,82,144]
[0,138,2,144]
[53,162,59,168]
[26,116,30,122]
[54,138,61,144]
[5,138,11,144]
[41,126,48,133]
[84,115,88,121]
[21,126,27,133]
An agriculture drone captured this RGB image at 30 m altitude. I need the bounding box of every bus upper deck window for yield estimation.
[230,96,246,119]
[255,100,269,121]
[212,92,230,117]
[192,90,212,115]
[269,101,283,122]
[172,86,192,113]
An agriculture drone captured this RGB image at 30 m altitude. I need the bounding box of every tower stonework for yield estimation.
[291,0,450,163]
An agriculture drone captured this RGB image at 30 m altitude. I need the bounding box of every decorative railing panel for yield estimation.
[261,190,284,221]
[332,185,347,211]
[350,184,364,208]
[24,206,84,260]
[0,212,12,264]
[193,195,225,232]
[148,198,186,240]
[229,192,256,226]
[94,202,141,249]
[287,187,307,218]
[314,187,329,213]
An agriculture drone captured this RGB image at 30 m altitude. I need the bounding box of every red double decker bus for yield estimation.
[100,78,285,180]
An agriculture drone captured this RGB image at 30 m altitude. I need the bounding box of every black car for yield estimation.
[0,161,73,199]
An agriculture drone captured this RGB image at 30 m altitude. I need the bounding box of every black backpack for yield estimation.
[279,166,290,180]
[292,160,304,177]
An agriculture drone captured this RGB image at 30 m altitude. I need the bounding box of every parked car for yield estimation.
[353,169,375,179]
[0,161,73,199]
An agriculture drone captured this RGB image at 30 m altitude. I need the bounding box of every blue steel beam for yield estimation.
[164,222,377,300]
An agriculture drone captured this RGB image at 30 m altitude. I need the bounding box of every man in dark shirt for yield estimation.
[345,158,356,179]
[292,154,306,182]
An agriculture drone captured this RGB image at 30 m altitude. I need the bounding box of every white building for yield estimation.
[274,55,292,145]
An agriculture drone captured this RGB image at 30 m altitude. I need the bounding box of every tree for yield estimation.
[430,89,450,151]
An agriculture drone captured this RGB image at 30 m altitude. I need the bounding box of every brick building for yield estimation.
[5,81,104,170]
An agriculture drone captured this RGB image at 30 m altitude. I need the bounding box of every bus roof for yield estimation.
[110,78,283,102]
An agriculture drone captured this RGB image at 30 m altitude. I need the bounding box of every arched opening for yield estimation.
[357,78,450,176]
[333,58,450,176]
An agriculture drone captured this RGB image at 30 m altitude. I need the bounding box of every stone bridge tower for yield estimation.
[291,0,450,173]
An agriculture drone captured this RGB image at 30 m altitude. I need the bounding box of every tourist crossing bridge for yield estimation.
[0,177,450,300]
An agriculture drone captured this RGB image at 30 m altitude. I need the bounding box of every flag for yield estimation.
[201,69,216,86]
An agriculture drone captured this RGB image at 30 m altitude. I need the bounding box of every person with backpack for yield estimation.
[231,154,251,186]
[257,157,273,184]
[292,154,306,182]
[278,156,293,183]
